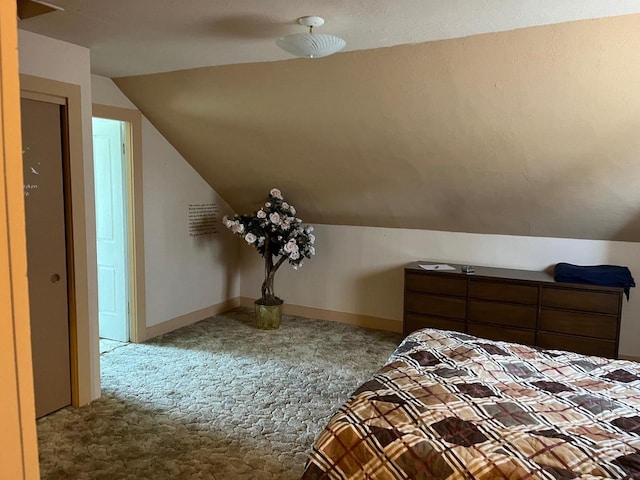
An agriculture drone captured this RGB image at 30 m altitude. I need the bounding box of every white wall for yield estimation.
[18,30,100,400]
[240,224,640,356]
[92,74,137,109]
[91,75,240,328]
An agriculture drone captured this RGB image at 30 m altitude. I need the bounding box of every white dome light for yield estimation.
[276,16,346,59]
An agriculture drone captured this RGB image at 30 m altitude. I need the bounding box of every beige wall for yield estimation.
[115,14,640,242]
[18,30,100,401]
[111,14,640,355]
[92,76,241,331]
[240,224,640,356]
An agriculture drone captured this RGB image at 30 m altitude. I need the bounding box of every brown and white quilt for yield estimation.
[302,329,640,479]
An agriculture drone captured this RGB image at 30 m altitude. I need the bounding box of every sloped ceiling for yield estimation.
[114,15,640,241]
[19,2,640,241]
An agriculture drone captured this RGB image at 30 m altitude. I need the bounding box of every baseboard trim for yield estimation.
[239,297,402,333]
[144,297,242,340]
[619,354,640,362]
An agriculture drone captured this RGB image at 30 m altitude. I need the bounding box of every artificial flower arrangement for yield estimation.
[223,188,315,307]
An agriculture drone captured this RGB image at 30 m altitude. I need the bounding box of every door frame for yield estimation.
[92,104,146,343]
[0,1,40,477]
[20,74,92,408]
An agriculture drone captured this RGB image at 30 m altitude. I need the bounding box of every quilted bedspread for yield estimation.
[302,329,640,479]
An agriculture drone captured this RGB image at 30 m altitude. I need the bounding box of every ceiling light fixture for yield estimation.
[276,16,346,59]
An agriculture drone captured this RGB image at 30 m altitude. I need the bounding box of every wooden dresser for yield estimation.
[404,262,624,358]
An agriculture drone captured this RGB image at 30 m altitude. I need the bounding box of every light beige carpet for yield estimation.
[99,338,128,354]
[37,307,402,480]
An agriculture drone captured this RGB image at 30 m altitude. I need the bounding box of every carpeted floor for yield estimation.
[99,338,128,354]
[37,308,403,480]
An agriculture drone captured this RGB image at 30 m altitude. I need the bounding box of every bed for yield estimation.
[302,328,640,479]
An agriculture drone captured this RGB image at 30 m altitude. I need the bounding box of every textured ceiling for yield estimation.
[115,16,640,241]
[19,2,640,241]
[17,0,640,76]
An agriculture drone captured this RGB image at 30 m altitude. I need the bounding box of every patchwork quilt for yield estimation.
[301,329,640,479]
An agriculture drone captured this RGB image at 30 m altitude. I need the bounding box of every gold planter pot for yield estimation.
[254,300,283,330]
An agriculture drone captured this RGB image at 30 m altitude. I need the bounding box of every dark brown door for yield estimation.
[21,97,72,418]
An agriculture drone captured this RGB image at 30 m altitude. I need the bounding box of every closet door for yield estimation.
[21,97,72,418]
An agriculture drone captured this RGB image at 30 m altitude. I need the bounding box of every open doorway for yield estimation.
[92,105,146,346]
[93,117,130,343]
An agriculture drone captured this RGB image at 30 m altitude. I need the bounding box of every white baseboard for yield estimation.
[144,297,241,340]
[239,297,402,333]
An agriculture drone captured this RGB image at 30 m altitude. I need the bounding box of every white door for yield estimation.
[93,117,129,342]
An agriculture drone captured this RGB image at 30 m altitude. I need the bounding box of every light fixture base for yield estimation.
[298,16,325,28]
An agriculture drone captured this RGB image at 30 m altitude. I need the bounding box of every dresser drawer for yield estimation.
[537,332,616,358]
[539,309,618,340]
[405,272,467,297]
[468,300,537,329]
[540,287,620,315]
[468,323,535,345]
[469,280,538,305]
[404,313,465,336]
[404,292,466,319]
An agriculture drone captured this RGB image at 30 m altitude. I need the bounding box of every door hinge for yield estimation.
[122,142,126,155]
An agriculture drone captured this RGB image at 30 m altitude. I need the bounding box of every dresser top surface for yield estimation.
[406,261,623,292]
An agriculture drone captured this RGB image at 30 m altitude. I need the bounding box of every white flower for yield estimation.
[308,233,315,244]
[257,209,266,219]
[308,246,315,255]
[244,233,257,244]
[265,202,271,207]
[281,219,291,230]
[231,222,245,234]
[282,202,289,210]
[270,188,283,199]
[290,206,296,215]
[305,225,314,233]
[290,250,300,260]
[284,239,298,253]
[222,215,234,228]
[269,212,281,225]
[257,236,265,246]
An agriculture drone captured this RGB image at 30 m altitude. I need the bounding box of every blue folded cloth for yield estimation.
[554,262,636,299]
